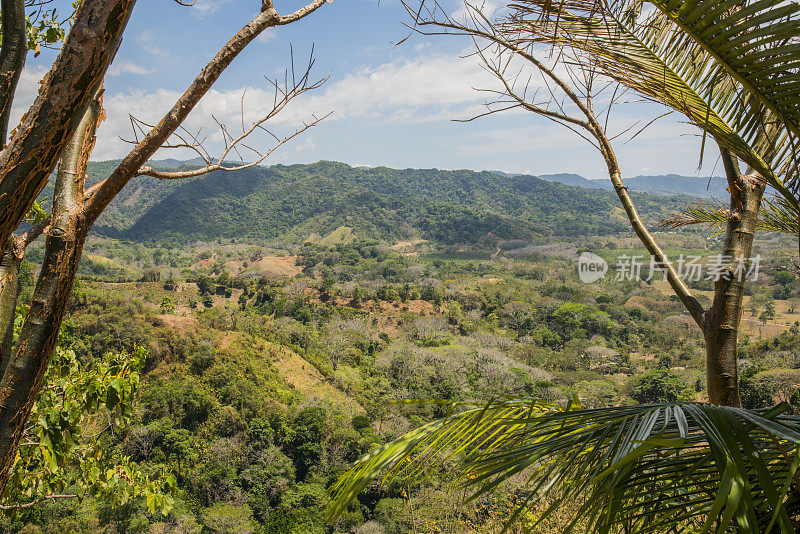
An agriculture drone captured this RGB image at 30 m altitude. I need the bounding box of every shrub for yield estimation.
[189,343,216,374]
[630,370,693,403]
[201,502,256,534]
[351,414,371,431]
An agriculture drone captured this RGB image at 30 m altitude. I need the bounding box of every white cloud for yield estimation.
[10,47,705,178]
[136,30,167,56]
[293,136,316,155]
[191,0,233,18]
[257,29,276,43]
[90,51,507,159]
[108,60,152,76]
[451,0,500,21]
[291,52,500,123]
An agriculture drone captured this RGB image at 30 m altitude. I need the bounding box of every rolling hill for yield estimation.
[74,160,698,244]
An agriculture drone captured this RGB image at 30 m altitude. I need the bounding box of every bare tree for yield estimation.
[399,0,782,406]
[0,0,330,495]
[329,4,800,527]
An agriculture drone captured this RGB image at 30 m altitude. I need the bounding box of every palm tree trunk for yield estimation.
[703,151,764,407]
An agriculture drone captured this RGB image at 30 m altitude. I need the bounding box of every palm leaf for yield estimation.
[502,0,799,204]
[660,195,800,234]
[328,398,800,533]
[639,0,800,186]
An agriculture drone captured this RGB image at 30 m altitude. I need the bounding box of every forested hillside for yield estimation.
[70,161,695,244]
[10,231,800,533]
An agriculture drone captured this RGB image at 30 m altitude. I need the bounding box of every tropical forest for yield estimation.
[0,0,798,533]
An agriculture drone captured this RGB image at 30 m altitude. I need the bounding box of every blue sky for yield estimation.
[12,0,720,179]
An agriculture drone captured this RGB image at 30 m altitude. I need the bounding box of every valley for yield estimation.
[11,161,800,533]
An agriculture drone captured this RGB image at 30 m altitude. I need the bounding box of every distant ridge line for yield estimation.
[491,170,727,198]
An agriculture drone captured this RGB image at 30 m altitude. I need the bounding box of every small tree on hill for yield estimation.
[630,370,693,403]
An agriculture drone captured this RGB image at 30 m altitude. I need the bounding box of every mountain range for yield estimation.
[494,171,728,198]
[59,160,706,245]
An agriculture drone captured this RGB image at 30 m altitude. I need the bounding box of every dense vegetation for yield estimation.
[6,219,800,532]
[66,161,698,244]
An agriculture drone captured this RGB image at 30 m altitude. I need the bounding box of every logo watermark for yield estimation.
[578,252,608,283]
[577,253,762,283]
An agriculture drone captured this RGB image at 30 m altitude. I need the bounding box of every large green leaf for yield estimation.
[503,0,799,202]
[328,399,800,533]
[660,195,800,235]
[643,0,800,184]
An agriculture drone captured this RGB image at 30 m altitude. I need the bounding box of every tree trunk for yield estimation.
[0,91,101,495]
[0,0,134,255]
[0,244,21,378]
[0,0,30,378]
[703,157,765,406]
[0,0,27,145]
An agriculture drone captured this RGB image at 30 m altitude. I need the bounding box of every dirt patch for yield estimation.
[740,317,791,338]
[253,255,303,277]
[390,241,419,256]
[224,255,303,279]
[376,299,438,315]
[270,343,364,415]
[123,185,143,207]
[219,331,239,350]
[156,314,199,335]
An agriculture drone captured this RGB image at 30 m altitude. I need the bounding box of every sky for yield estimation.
[11,0,721,179]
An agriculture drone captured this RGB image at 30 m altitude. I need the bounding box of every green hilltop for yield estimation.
[79,160,693,244]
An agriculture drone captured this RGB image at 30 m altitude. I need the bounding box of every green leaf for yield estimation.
[328,399,800,532]
[507,0,800,204]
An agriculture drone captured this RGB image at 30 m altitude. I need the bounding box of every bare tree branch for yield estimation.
[133,56,332,179]
[83,0,330,223]
[137,113,330,179]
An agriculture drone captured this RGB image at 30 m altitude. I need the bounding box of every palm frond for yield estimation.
[501,0,799,203]
[660,196,800,234]
[328,398,800,533]
[639,0,800,186]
